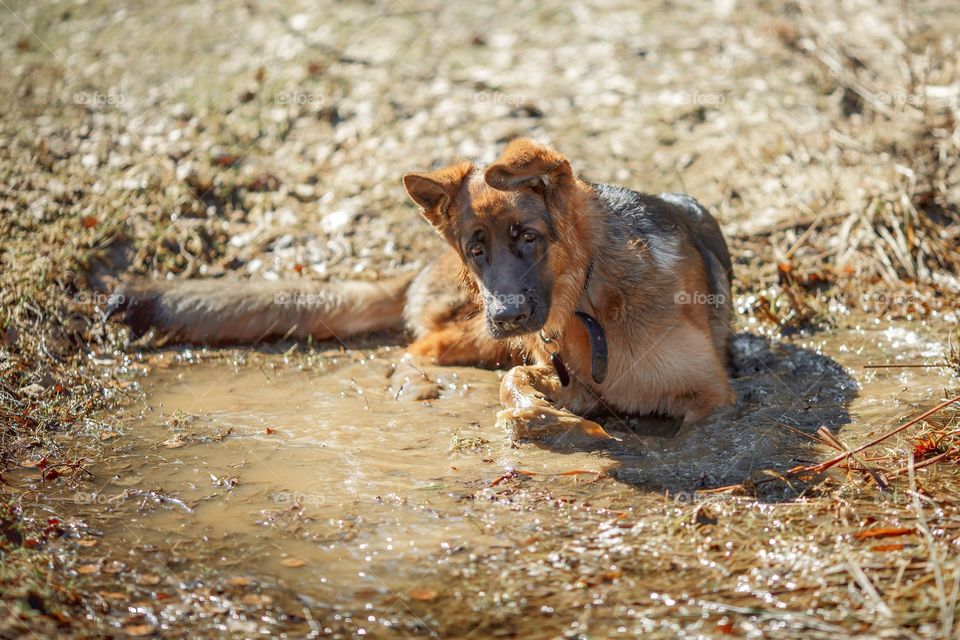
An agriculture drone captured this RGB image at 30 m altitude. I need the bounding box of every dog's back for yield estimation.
[591,184,733,359]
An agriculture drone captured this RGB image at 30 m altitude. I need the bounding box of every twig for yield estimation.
[490,468,601,487]
[890,448,957,477]
[696,484,743,494]
[864,363,951,369]
[789,394,960,475]
[816,426,845,451]
[784,211,827,260]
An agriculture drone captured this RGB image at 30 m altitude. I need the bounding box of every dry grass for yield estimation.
[731,2,960,332]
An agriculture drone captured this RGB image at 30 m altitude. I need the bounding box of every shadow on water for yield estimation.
[545,332,859,499]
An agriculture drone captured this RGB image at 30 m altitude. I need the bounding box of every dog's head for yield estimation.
[403,139,591,340]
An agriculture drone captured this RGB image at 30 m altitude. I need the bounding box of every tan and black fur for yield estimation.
[113,139,734,441]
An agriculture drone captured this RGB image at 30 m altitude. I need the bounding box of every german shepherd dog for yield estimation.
[113,139,734,442]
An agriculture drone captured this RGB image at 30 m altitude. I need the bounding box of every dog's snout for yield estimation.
[481,274,546,338]
[488,291,533,333]
[491,305,531,332]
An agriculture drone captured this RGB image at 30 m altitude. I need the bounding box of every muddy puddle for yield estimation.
[10,315,958,635]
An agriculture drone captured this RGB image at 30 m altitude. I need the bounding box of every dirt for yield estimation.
[2,0,960,637]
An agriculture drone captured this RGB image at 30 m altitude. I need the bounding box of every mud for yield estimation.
[8,312,956,636]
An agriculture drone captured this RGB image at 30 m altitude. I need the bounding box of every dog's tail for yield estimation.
[106,274,415,345]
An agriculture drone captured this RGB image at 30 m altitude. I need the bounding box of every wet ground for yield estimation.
[8,311,957,637]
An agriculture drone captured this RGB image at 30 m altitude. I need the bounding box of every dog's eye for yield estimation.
[521,230,539,243]
[468,244,484,257]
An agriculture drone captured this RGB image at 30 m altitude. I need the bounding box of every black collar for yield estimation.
[574,310,608,385]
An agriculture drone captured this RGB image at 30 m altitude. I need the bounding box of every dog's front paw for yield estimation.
[496,405,616,442]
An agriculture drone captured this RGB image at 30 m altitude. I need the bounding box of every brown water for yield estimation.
[100,357,556,595]
[12,318,959,636]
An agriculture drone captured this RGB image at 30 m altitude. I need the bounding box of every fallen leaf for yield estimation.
[20,457,47,469]
[715,618,735,634]
[212,153,241,168]
[854,527,914,540]
[124,624,155,636]
[81,216,98,229]
[408,589,438,601]
[871,543,905,552]
[280,558,305,568]
[103,560,125,574]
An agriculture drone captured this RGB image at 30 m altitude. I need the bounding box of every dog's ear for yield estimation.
[402,161,473,231]
[483,138,574,194]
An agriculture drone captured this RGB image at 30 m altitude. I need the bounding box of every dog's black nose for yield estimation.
[491,307,530,332]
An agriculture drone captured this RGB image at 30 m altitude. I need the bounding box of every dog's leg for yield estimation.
[407,322,518,369]
[679,377,735,425]
[671,351,735,424]
[496,365,615,442]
